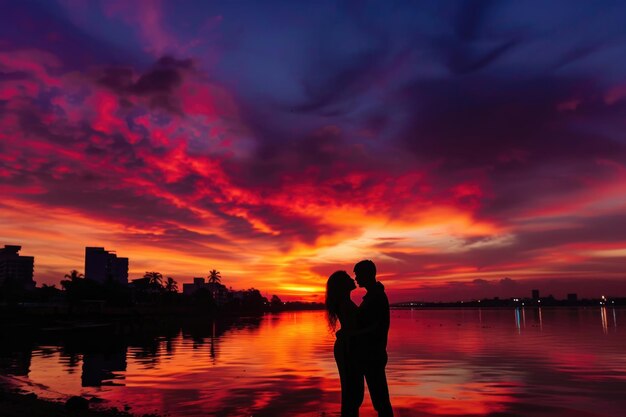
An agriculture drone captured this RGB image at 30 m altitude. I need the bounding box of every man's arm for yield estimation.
[352,316,383,336]
[354,293,388,337]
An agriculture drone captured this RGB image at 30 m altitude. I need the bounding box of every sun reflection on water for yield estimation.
[2,309,626,416]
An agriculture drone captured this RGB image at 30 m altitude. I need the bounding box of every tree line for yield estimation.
[1,269,286,313]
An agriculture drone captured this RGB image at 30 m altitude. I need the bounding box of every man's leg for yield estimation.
[348,365,364,416]
[363,360,393,417]
[342,367,363,417]
[342,354,364,416]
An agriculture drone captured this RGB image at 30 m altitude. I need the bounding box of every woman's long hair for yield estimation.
[325,270,350,331]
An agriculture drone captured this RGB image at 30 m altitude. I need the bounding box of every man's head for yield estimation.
[354,259,376,288]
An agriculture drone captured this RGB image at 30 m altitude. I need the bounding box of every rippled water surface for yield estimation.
[2,308,626,417]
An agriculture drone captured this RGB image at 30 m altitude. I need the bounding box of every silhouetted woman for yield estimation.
[326,270,363,417]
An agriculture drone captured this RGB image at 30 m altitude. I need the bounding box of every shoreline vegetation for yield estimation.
[0,268,325,330]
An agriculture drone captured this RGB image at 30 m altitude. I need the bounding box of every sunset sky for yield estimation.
[1,1,626,302]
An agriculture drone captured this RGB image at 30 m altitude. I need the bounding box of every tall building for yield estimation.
[84,247,128,285]
[0,245,35,290]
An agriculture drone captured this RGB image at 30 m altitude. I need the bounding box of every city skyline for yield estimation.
[2,1,626,302]
[3,242,625,303]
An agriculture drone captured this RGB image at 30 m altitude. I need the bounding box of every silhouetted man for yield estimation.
[353,259,393,417]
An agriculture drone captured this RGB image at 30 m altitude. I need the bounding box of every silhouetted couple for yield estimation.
[326,260,393,417]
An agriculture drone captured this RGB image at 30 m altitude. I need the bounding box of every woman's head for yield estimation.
[325,270,356,331]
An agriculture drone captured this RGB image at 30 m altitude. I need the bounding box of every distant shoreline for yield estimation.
[391,305,625,309]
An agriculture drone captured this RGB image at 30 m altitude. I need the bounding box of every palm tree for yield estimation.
[64,270,84,281]
[207,269,221,285]
[40,284,59,302]
[165,277,178,293]
[143,271,163,289]
[61,270,84,291]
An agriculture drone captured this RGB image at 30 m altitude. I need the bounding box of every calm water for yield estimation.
[2,308,625,417]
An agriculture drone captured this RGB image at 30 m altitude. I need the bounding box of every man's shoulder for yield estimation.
[374,282,388,296]
[363,282,388,303]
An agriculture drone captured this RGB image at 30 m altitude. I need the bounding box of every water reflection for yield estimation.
[601,306,609,334]
[514,307,522,333]
[1,309,626,417]
[0,342,31,376]
[82,350,126,387]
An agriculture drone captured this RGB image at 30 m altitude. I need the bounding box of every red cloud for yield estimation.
[2,33,626,301]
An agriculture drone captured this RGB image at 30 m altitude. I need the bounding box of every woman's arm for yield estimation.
[338,301,358,335]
